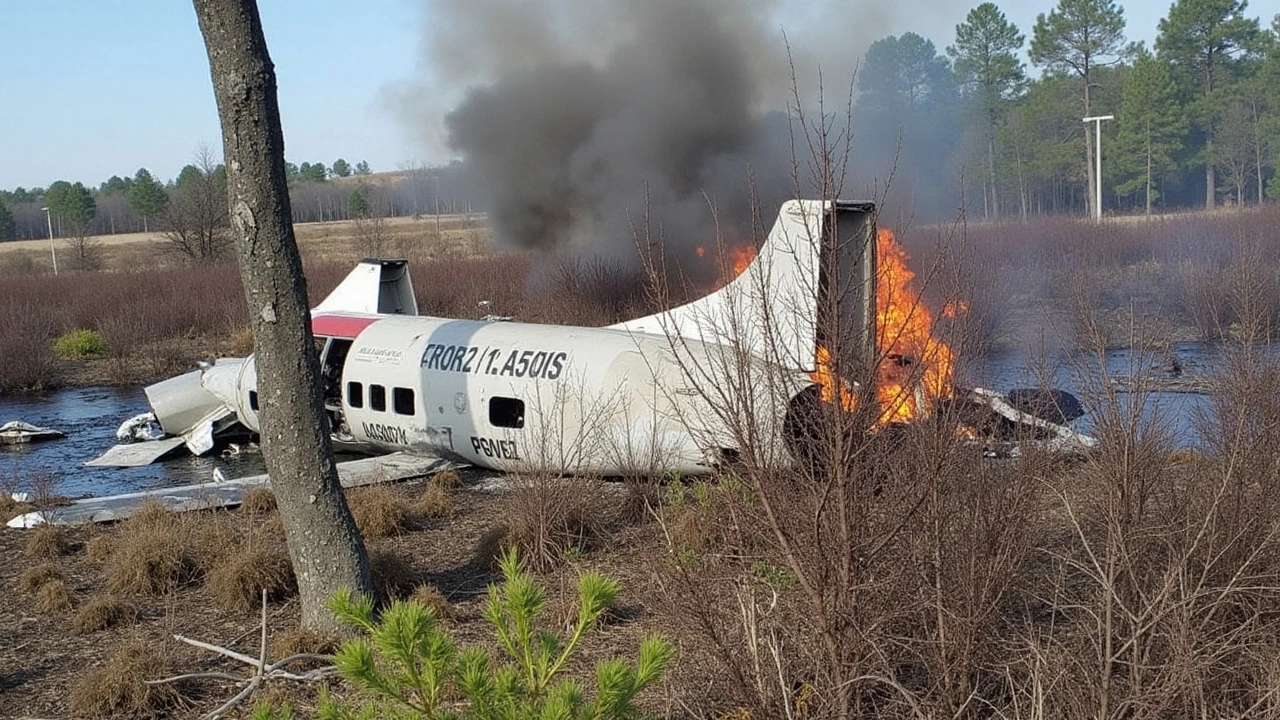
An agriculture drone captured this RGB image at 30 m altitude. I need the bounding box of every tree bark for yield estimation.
[191,0,372,632]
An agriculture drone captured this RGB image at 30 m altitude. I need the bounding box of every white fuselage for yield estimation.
[213,311,810,476]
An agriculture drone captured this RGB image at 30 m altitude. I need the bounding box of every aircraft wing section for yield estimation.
[86,438,187,467]
[16,452,466,527]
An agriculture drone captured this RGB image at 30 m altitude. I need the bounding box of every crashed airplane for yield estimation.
[92,199,1097,476]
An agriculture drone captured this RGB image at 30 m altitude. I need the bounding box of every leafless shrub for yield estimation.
[68,640,186,717]
[74,596,137,634]
[504,473,599,572]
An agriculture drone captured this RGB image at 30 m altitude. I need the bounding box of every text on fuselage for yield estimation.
[471,436,521,460]
[421,344,568,380]
[362,422,408,445]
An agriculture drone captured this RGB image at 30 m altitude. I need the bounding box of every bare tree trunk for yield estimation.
[1205,135,1216,210]
[191,0,372,633]
[1152,141,1162,213]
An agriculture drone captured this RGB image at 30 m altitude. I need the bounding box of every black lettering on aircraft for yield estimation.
[420,343,568,380]
[470,436,521,460]
[361,422,408,445]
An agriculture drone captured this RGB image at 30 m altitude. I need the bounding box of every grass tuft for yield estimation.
[35,579,75,614]
[19,564,63,594]
[85,534,113,563]
[68,640,184,717]
[206,542,296,613]
[429,469,463,490]
[415,483,451,519]
[23,524,69,558]
[105,508,201,595]
[270,626,338,661]
[409,583,454,621]
[369,548,417,602]
[348,485,414,537]
[239,486,277,515]
[74,596,137,634]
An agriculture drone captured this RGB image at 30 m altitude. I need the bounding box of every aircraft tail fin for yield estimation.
[608,200,876,374]
[314,259,418,316]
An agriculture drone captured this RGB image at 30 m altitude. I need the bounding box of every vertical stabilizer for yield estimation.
[313,259,418,315]
[608,200,876,375]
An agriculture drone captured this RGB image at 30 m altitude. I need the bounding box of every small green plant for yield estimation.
[322,549,674,719]
[52,328,106,358]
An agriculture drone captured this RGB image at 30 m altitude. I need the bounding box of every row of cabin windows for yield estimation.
[252,384,525,430]
[347,382,416,416]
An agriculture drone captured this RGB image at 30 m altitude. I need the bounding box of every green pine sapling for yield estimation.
[317,549,673,719]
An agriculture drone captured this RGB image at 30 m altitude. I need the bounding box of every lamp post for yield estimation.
[1083,115,1114,222]
[40,206,57,275]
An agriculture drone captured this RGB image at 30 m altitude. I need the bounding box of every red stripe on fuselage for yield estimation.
[312,313,380,339]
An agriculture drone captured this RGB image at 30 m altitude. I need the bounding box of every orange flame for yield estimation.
[697,243,758,289]
[809,228,957,426]
[729,245,756,278]
[942,300,969,319]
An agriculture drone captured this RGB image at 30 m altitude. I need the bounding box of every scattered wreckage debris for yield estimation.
[8,452,463,528]
[952,387,1097,458]
[0,420,65,445]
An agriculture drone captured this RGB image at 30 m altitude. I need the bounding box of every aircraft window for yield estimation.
[393,387,415,416]
[347,382,363,408]
[370,384,387,412]
[249,391,259,412]
[489,397,524,429]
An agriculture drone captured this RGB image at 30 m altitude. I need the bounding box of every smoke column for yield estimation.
[407,0,964,259]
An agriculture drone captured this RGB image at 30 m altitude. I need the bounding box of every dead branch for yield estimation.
[146,590,337,720]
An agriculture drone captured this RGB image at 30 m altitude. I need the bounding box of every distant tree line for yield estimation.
[5,0,1274,238]
[853,0,1278,218]
[0,156,478,254]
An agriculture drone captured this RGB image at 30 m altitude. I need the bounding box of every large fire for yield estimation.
[700,230,957,426]
[811,228,956,425]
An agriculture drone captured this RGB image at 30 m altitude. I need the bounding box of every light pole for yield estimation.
[40,206,57,275]
[1083,115,1114,222]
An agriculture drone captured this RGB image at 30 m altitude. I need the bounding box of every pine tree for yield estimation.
[1030,0,1131,217]
[1112,48,1188,213]
[948,2,1026,218]
[1156,0,1260,208]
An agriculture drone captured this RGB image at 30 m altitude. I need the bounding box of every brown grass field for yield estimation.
[5,207,1280,717]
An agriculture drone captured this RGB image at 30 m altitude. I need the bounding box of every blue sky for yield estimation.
[1,0,1276,191]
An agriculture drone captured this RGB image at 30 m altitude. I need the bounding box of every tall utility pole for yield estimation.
[1083,115,1114,222]
[40,206,57,274]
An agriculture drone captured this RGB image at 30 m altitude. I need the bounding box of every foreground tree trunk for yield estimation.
[192,0,372,632]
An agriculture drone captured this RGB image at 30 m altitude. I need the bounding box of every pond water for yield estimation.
[0,386,264,499]
[0,340,1241,499]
